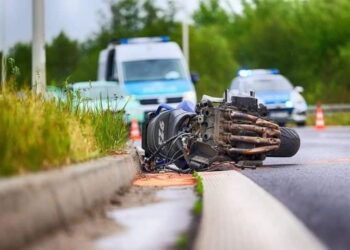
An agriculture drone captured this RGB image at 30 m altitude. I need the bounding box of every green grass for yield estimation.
[0,89,128,176]
[173,172,204,249]
[193,199,203,216]
[192,171,204,215]
[175,234,190,249]
[193,171,203,196]
[307,111,350,126]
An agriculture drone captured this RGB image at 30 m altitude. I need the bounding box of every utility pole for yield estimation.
[1,0,6,91]
[182,20,189,66]
[181,0,190,67]
[32,0,46,94]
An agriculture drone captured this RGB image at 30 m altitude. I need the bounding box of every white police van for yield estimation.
[97,36,198,116]
[230,69,307,126]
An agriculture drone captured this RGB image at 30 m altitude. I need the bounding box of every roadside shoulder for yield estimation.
[0,150,140,250]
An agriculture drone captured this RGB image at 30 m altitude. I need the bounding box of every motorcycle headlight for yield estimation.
[183,91,197,103]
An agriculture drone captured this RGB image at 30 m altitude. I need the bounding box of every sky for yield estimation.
[0,0,242,52]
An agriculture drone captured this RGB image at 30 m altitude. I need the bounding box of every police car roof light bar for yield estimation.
[119,36,170,44]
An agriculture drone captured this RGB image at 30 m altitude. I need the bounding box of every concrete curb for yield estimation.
[195,171,327,250]
[0,150,140,250]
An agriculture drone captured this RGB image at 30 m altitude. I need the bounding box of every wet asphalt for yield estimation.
[242,127,350,250]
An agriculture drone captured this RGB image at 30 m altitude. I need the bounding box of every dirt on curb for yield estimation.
[26,172,198,250]
[108,185,161,209]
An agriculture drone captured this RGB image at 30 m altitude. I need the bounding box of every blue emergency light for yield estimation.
[238,69,253,77]
[119,36,170,44]
[269,68,280,74]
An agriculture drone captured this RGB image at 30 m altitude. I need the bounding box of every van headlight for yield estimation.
[291,92,307,111]
[183,91,197,103]
[285,100,293,108]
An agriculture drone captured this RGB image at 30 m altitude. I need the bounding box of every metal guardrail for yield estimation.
[307,104,350,113]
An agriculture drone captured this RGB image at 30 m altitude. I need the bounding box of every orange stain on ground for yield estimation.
[133,173,197,187]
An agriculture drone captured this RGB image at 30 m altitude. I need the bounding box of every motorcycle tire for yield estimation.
[268,127,300,157]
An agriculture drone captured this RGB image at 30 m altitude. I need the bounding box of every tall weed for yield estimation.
[0,89,127,176]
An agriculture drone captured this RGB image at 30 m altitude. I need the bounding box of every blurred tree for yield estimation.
[46,31,79,87]
[0,51,2,85]
[106,0,177,37]
[140,0,177,36]
[71,0,179,83]
[190,26,238,98]
[193,0,230,27]
[6,0,350,102]
[70,29,112,83]
[6,32,79,89]
[207,0,350,103]
[109,0,140,38]
[228,0,306,77]
[7,43,31,89]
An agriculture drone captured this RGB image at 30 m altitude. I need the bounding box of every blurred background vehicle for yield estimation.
[48,81,144,123]
[97,36,198,118]
[230,69,307,126]
[46,85,65,100]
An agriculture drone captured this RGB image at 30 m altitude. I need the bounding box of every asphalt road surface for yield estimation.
[242,127,350,250]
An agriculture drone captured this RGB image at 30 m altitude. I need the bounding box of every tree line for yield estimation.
[2,0,350,103]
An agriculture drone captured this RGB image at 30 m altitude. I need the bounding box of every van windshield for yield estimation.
[122,59,186,82]
[242,75,293,92]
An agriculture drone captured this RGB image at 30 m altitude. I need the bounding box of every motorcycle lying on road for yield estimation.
[141,90,300,173]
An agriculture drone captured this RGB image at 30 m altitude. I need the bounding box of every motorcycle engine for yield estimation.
[142,91,281,172]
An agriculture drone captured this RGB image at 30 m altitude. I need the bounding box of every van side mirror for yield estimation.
[191,72,200,85]
[295,86,304,93]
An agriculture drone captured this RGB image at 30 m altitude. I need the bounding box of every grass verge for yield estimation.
[175,171,204,249]
[175,234,190,249]
[0,90,128,176]
[193,172,203,216]
[193,171,204,196]
[307,111,350,126]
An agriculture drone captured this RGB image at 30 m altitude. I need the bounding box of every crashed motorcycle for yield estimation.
[141,90,300,173]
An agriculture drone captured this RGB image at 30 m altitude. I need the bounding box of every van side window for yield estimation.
[98,61,106,80]
[106,49,116,81]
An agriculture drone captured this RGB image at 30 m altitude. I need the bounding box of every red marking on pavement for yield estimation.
[133,173,196,187]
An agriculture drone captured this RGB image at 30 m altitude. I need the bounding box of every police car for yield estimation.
[230,69,307,126]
